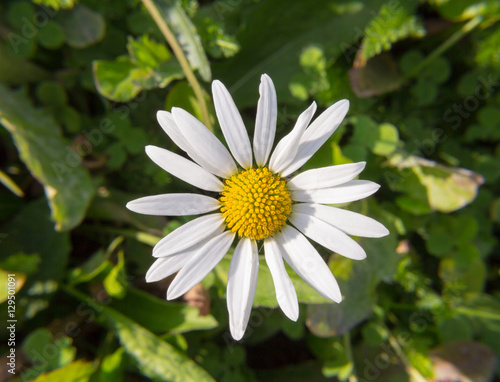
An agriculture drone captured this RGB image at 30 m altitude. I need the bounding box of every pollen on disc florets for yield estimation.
[219,167,292,240]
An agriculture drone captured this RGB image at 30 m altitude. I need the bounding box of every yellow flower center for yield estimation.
[219,167,291,240]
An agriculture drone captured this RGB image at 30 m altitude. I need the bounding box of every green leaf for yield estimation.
[165,81,204,122]
[435,0,500,21]
[371,123,399,156]
[22,328,76,377]
[475,25,500,67]
[154,0,212,81]
[360,0,425,64]
[0,85,95,231]
[0,253,40,274]
[103,251,128,298]
[212,0,388,107]
[38,21,66,49]
[306,259,375,337]
[65,287,216,382]
[109,287,218,334]
[93,36,184,102]
[33,0,75,10]
[31,360,95,382]
[36,81,68,108]
[58,4,106,48]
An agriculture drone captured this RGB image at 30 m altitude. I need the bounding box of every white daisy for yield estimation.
[127,74,389,340]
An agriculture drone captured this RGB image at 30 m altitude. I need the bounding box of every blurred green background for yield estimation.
[0,0,499,381]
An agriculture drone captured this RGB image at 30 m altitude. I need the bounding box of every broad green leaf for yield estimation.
[359,0,425,65]
[212,0,388,107]
[31,360,94,382]
[38,21,66,49]
[0,43,48,85]
[388,153,484,213]
[109,287,218,334]
[154,0,212,81]
[94,348,125,382]
[213,257,329,307]
[165,81,205,122]
[66,287,215,382]
[58,4,105,48]
[0,84,95,231]
[93,36,184,102]
[0,253,40,274]
[0,269,26,304]
[475,25,500,67]
[435,0,500,20]
[306,259,376,337]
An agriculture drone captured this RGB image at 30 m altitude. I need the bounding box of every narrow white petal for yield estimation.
[290,212,366,260]
[253,74,277,166]
[172,107,237,178]
[157,110,227,177]
[147,231,223,282]
[146,146,224,192]
[291,180,380,204]
[282,99,349,177]
[167,231,235,300]
[126,194,220,216]
[146,251,192,282]
[227,238,259,340]
[287,162,366,190]
[275,225,341,303]
[293,203,389,238]
[269,102,317,174]
[212,80,253,168]
[153,214,226,257]
[264,238,299,321]
[156,110,192,153]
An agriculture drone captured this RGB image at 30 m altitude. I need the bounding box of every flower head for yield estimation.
[127,74,389,340]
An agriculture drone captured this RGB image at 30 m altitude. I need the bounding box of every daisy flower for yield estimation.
[126,74,389,340]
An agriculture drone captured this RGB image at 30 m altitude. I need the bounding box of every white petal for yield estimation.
[172,107,237,178]
[291,180,380,204]
[287,162,366,190]
[212,80,253,169]
[157,111,227,177]
[275,225,341,302]
[126,193,220,216]
[227,238,259,340]
[156,111,192,153]
[146,146,224,192]
[167,231,235,300]
[146,251,193,282]
[153,214,226,257]
[293,203,389,238]
[282,99,349,177]
[289,212,366,260]
[264,238,299,321]
[269,102,317,174]
[253,74,277,166]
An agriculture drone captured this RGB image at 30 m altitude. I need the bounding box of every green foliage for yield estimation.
[360,0,425,64]
[0,85,95,231]
[0,0,499,381]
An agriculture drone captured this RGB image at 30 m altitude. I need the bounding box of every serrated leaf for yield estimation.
[359,0,425,65]
[67,287,215,382]
[0,84,95,231]
[58,5,106,48]
[155,0,212,81]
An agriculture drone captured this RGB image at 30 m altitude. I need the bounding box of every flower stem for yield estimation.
[405,16,483,79]
[141,0,212,131]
